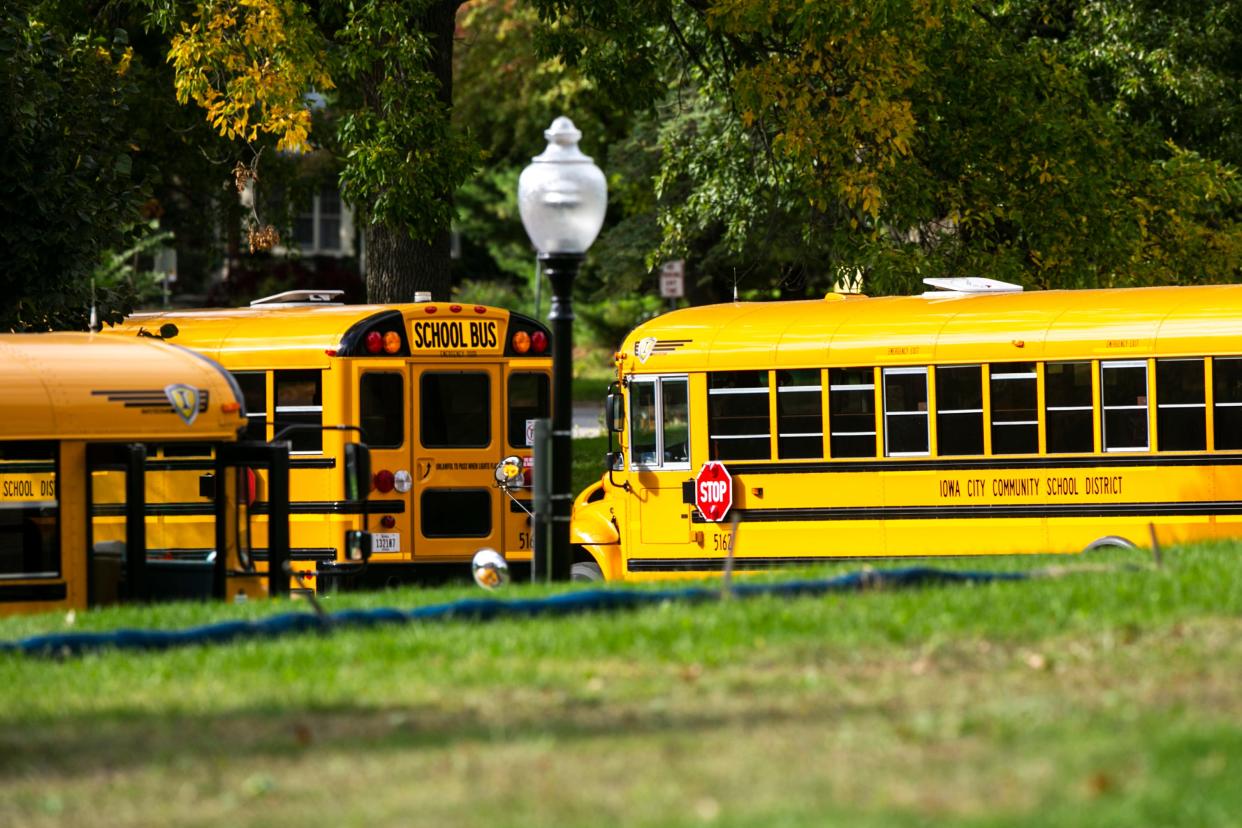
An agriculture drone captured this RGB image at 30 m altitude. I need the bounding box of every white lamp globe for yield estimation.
[517,117,607,255]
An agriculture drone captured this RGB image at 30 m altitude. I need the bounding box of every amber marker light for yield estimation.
[383,331,401,354]
[222,402,241,413]
[512,330,531,354]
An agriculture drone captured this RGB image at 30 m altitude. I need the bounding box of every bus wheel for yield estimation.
[1083,535,1137,554]
[571,561,604,582]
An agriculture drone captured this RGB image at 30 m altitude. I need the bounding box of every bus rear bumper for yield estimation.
[316,560,532,591]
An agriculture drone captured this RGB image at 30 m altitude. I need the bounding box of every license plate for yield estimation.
[372,533,400,553]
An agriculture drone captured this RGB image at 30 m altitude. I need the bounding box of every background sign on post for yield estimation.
[659,260,685,299]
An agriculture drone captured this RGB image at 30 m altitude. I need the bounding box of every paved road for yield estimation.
[573,402,603,437]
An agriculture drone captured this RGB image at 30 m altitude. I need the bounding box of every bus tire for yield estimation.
[1083,535,1137,553]
[571,561,604,582]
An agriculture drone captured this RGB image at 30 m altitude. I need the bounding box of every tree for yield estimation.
[155,0,478,301]
[530,0,1242,296]
[0,0,147,330]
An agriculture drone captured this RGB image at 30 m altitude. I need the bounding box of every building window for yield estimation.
[360,373,404,449]
[1156,359,1205,452]
[829,368,876,458]
[294,185,347,255]
[708,371,770,461]
[421,373,490,448]
[1045,362,1094,454]
[935,365,984,456]
[1101,361,1149,452]
[776,369,823,459]
[990,363,1038,454]
[883,367,929,456]
[274,370,323,453]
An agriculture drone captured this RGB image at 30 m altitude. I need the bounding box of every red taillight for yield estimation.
[450,304,462,313]
[365,331,382,354]
[373,469,395,494]
[380,515,396,529]
[245,467,257,506]
[424,305,437,314]
[531,330,548,354]
[512,330,531,354]
[474,306,486,314]
[383,330,401,354]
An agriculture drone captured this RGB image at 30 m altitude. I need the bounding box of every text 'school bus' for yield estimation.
[570,279,1242,580]
[0,333,295,616]
[106,290,552,590]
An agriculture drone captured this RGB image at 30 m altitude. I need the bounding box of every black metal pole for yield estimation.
[125,443,148,602]
[266,443,291,598]
[541,252,581,581]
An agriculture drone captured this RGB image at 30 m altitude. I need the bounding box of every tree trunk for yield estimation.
[366,222,451,301]
[364,0,461,304]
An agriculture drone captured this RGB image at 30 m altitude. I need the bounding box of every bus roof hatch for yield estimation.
[921,277,1023,297]
[250,289,346,307]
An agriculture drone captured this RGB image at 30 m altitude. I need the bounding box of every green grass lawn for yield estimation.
[2,539,1241,826]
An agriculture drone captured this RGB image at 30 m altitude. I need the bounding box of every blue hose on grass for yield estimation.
[0,566,1029,658]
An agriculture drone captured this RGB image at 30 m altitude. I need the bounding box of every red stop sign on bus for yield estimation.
[695,461,733,522]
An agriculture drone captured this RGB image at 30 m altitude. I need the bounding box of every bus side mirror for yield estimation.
[345,530,372,562]
[344,442,372,501]
[605,392,624,434]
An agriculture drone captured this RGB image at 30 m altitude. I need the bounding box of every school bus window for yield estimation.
[935,365,984,456]
[661,377,690,465]
[0,441,59,579]
[990,363,1038,454]
[232,371,268,442]
[1212,358,1242,450]
[630,380,658,466]
[829,368,877,458]
[1045,361,1094,454]
[508,372,549,448]
[420,489,491,537]
[421,372,490,448]
[883,367,929,456]
[1101,360,1149,452]
[360,373,404,449]
[275,370,323,452]
[1157,359,1206,452]
[708,371,771,461]
[777,369,824,459]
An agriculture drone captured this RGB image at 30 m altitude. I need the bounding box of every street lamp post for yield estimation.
[518,117,607,581]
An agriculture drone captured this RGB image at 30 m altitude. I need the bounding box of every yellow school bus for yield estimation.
[0,333,292,615]
[571,279,1242,580]
[106,290,552,589]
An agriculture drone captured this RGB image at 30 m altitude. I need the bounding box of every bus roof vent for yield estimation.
[921,277,1023,297]
[250,289,345,307]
